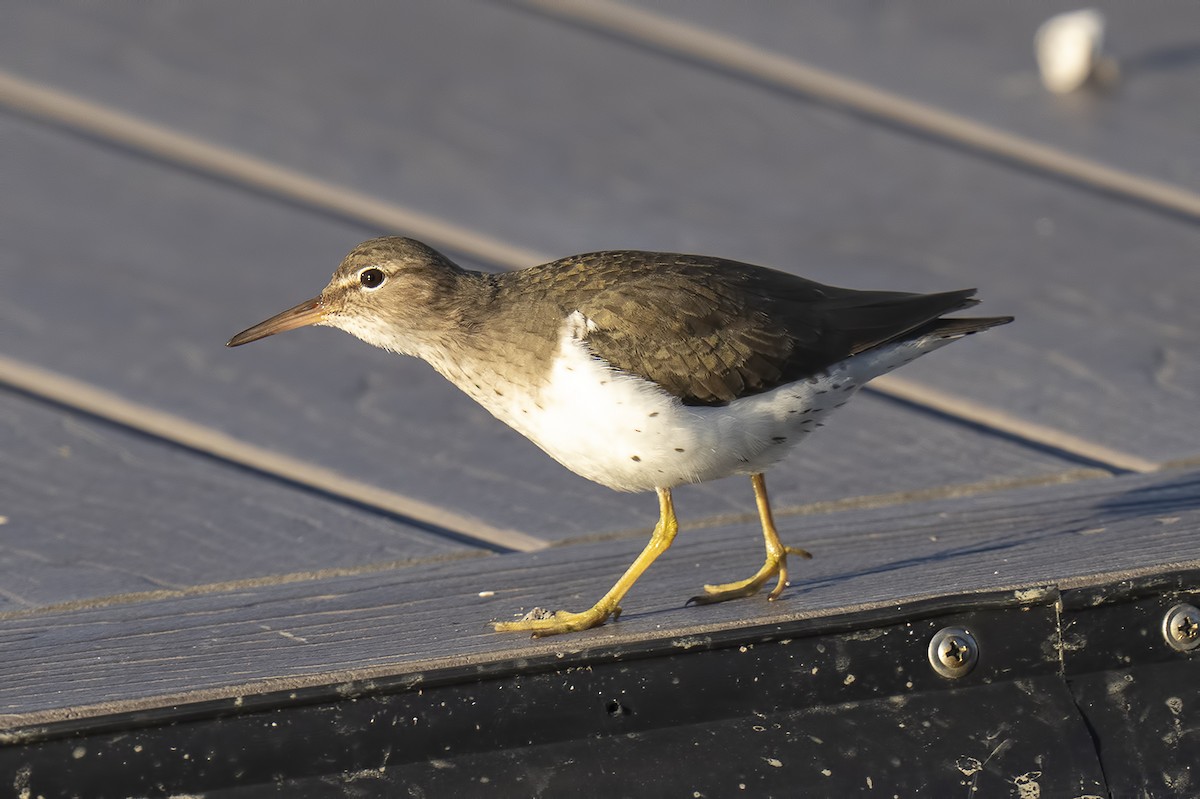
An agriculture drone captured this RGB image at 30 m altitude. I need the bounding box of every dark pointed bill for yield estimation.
[227,298,325,347]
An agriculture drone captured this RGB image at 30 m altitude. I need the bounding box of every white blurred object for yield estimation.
[1035,9,1119,93]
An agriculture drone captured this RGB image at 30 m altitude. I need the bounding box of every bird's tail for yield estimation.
[912,315,1014,340]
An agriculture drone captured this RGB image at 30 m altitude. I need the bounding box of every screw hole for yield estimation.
[606,700,632,717]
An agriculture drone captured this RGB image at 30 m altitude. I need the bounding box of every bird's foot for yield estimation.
[494,603,622,637]
[687,545,812,605]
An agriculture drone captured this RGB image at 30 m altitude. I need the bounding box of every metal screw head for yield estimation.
[1162,603,1200,652]
[928,627,979,679]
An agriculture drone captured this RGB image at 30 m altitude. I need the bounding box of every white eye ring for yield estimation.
[358,267,387,290]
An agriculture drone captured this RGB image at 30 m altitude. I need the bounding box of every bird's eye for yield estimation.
[359,268,386,289]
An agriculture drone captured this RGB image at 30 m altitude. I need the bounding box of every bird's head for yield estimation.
[227,236,467,356]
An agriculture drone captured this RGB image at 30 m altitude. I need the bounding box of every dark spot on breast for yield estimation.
[737,456,750,464]
[634,429,641,433]
[535,402,544,411]
[600,380,608,386]
[772,436,787,442]
[674,447,685,453]
[631,455,641,462]
[494,388,504,396]
[787,409,797,414]
[649,412,659,417]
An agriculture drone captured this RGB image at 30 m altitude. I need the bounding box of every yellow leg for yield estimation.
[495,487,679,637]
[689,473,811,605]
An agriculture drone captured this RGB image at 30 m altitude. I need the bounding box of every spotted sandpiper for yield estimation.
[228,237,1011,636]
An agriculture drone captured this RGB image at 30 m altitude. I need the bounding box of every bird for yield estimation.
[228,237,1012,637]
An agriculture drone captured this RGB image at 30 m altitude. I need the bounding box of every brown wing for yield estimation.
[569,253,980,406]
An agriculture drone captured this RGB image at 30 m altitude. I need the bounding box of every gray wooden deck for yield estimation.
[1,1,1198,794]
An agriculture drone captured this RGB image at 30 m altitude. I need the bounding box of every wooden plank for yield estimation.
[0,1,1196,463]
[2,466,1197,728]
[0,111,1084,544]
[0,354,548,554]
[0,387,481,613]
[628,0,1200,193]
[525,0,1200,221]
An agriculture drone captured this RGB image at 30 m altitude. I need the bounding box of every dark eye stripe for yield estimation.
[359,268,386,289]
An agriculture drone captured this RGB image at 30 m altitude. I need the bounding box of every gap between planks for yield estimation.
[0,70,1162,482]
[871,375,1158,473]
[0,70,541,271]
[518,0,1200,221]
[0,354,549,554]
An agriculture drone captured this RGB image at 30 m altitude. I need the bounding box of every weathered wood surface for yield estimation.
[0,110,1085,543]
[0,0,1196,748]
[2,467,1197,729]
[0,388,481,613]
[1,1,1197,466]
[634,0,1200,191]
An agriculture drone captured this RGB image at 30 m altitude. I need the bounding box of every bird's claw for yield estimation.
[687,545,811,606]
[494,604,620,637]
